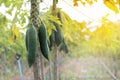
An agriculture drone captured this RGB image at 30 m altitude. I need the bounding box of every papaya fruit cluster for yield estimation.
[25,22,50,67]
[25,11,68,67]
[49,11,69,53]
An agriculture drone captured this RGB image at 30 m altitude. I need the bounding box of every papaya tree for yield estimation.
[29,0,43,80]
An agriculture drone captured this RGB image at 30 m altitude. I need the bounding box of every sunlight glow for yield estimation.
[57,0,120,22]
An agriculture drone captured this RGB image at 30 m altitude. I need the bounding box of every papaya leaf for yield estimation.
[48,15,62,25]
[104,0,119,13]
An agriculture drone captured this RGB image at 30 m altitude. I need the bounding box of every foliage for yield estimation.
[0,0,29,63]
[0,16,26,59]
[70,18,120,59]
[72,0,120,13]
[40,7,120,59]
[73,0,98,6]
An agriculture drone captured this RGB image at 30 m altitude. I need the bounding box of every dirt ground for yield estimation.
[3,56,120,80]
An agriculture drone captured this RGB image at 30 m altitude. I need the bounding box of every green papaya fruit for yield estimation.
[60,39,69,53]
[25,23,37,67]
[53,22,64,46]
[38,22,50,60]
[49,29,55,50]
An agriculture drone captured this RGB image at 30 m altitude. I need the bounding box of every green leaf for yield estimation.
[48,15,62,25]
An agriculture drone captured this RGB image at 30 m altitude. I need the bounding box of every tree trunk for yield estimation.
[52,0,57,16]
[30,0,43,80]
[53,44,58,80]
[30,0,41,29]
[39,49,45,80]
[52,0,59,80]
[33,48,45,80]
[2,47,7,73]
[112,55,117,78]
[48,56,52,80]
[33,52,41,80]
